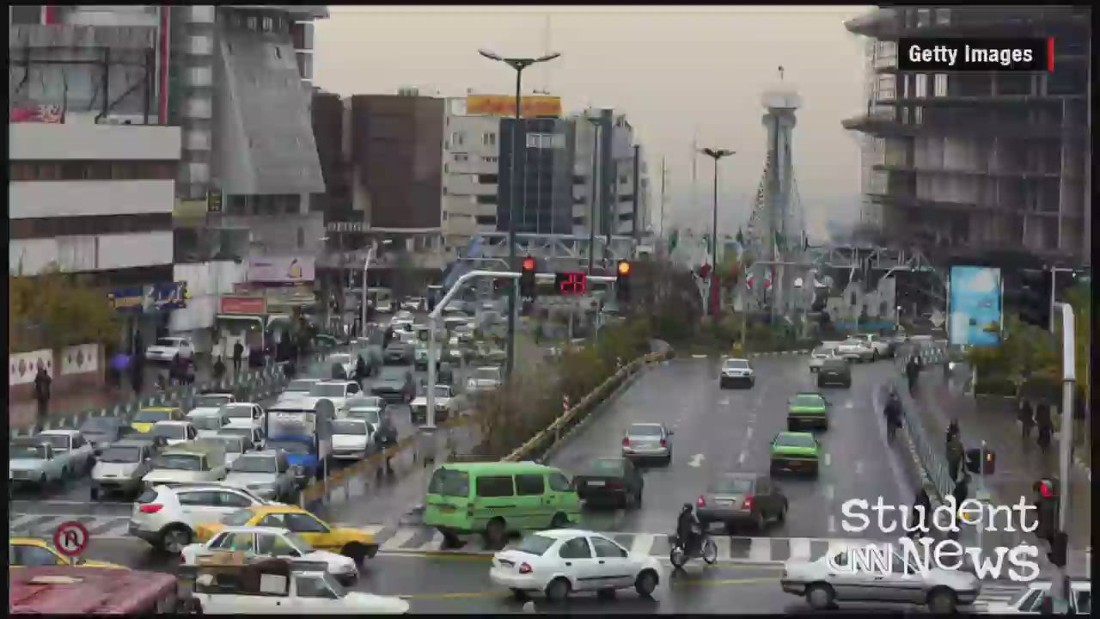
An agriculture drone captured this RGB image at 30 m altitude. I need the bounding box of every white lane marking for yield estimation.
[688,453,705,468]
[745,428,753,440]
[823,484,834,501]
[844,401,854,409]
[788,538,813,560]
[380,528,419,551]
[692,354,707,359]
[9,513,41,531]
[824,453,831,467]
[720,398,730,406]
[828,515,836,533]
[630,533,656,556]
[738,451,747,464]
[359,524,386,535]
[748,537,773,562]
[855,460,864,475]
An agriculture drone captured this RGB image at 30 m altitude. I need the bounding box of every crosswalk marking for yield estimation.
[9,514,40,533]
[629,533,654,556]
[380,528,418,551]
[748,537,773,562]
[788,538,812,561]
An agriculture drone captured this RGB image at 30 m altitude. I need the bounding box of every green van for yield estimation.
[423,461,581,547]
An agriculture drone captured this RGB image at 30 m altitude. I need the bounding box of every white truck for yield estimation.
[465,366,503,394]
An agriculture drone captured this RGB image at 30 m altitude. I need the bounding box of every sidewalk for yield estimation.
[9,360,212,428]
[908,367,1091,561]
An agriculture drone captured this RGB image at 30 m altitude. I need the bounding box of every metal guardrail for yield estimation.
[893,342,952,500]
[11,347,357,437]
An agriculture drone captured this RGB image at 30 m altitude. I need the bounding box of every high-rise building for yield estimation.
[843,7,1090,265]
[441,96,500,249]
[498,116,576,236]
[571,108,651,239]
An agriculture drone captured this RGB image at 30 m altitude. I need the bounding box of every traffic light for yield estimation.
[1033,479,1059,542]
[1013,268,1052,329]
[1047,530,1068,567]
[616,260,632,303]
[964,447,996,475]
[519,256,537,299]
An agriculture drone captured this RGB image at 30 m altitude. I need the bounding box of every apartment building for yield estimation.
[571,108,651,239]
[843,6,1090,265]
[442,97,501,249]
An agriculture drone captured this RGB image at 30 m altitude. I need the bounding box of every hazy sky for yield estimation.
[314,6,869,240]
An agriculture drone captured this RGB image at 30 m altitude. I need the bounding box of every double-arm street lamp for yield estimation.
[477,48,561,378]
[699,147,735,316]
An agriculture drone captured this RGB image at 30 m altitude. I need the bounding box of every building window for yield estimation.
[297,228,305,248]
[247,15,258,30]
[451,131,465,147]
[454,154,468,162]
[572,217,584,225]
[916,8,931,28]
[477,174,498,185]
[262,16,273,32]
[482,156,498,164]
[482,132,496,147]
[933,74,947,98]
[475,216,497,226]
[476,195,496,205]
[9,160,176,181]
[10,213,173,240]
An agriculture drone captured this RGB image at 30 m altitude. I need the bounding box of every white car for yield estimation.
[718,358,755,389]
[221,402,266,432]
[181,526,360,585]
[206,434,249,468]
[275,379,322,407]
[218,426,266,452]
[347,406,383,436]
[188,393,236,418]
[301,380,363,417]
[980,580,1090,614]
[141,444,227,489]
[410,385,465,425]
[145,336,194,362]
[152,420,199,447]
[808,346,840,372]
[851,334,889,360]
[129,484,281,553]
[390,315,414,331]
[490,529,663,603]
[779,543,980,613]
[836,338,874,363]
[32,429,97,475]
[401,297,424,312]
[192,565,408,614]
[466,366,503,394]
[325,353,357,380]
[186,412,230,439]
[331,418,373,461]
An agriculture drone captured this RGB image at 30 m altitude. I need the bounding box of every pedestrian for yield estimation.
[906,355,920,394]
[908,484,934,539]
[946,419,960,445]
[130,358,145,395]
[33,365,52,433]
[232,341,244,375]
[1035,403,1053,454]
[1018,402,1035,441]
[945,429,964,483]
[354,354,368,388]
[170,352,182,386]
[212,356,226,384]
[952,474,970,522]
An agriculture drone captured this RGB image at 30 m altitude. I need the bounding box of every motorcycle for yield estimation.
[669,525,718,568]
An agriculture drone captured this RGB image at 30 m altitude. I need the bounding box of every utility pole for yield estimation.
[1049,302,1076,613]
[658,157,667,245]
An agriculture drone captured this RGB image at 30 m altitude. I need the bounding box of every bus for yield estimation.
[10,566,182,613]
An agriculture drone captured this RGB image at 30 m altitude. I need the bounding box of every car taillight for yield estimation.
[519,562,533,574]
[607,480,622,490]
[660,438,667,447]
[180,553,187,564]
[743,495,754,510]
[139,504,164,514]
[696,495,706,507]
[622,437,630,447]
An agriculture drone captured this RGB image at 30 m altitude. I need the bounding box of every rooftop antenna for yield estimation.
[538,14,552,95]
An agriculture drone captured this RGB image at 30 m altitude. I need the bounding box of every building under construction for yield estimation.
[844,6,1091,268]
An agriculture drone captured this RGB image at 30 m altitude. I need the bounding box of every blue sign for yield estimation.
[107,282,189,314]
[948,266,1003,348]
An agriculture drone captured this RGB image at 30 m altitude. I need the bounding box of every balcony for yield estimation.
[10,123,181,161]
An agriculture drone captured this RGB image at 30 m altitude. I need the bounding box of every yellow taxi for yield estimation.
[195,505,380,565]
[130,406,184,434]
[9,538,128,569]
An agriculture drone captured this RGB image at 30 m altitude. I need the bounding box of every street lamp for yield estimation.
[698,147,735,316]
[478,48,562,378]
[585,115,601,274]
[361,239,393,337]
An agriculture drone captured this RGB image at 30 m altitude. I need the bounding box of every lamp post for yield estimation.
[360,239,392,337]
[585,115,601,273]
[478,48,561,378]
[699,147,735,316]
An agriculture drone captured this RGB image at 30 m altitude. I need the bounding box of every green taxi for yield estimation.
[769,431,822,477]
[787,392,831,431]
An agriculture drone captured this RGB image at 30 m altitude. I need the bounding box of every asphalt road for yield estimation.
[546,355,918,541]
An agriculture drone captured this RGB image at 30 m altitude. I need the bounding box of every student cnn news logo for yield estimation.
[897,37,1055,72]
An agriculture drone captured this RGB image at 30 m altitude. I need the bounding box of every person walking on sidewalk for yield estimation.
[908,484,934,540]
[212,356,226,384]
[232,341,244,375]
[949,474,970,541]
[130,357,145,396]
[33,366,52,433]
[946,427,964,483]
[1018,402,1035,442]
[906,355,920,394]
[1035,402,1053,455]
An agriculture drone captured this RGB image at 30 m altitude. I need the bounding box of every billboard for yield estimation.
[220,296,267,315]
[247,256,315,283]
[466,94,562,118]
[948,266,1003,347]
[108,282,189,313]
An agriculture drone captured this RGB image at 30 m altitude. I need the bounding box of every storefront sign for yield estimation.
[247,256,316,283]
[107,282,189,313]
[220,296,267,315]
[107,286,146,314]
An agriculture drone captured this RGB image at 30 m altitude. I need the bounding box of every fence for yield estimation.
[11,347,356,437]
[892,341,952,500]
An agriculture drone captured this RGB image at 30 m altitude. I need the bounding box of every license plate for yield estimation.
[716,499,733,506]
[588,481,605,487]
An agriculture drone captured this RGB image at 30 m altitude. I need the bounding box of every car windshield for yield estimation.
[628,424,662,436]
[723,359,749,369]
[310,384,347,397]
[286,380,317,393]
[709,477,753,494]
[328,355,351,365]
[512,534,556,556]
[99,446,142,463]
[348,396,383,408]
[812,348,833,356]
[428,468,470,497]
[433,385,453,398]
[791,394,825,407]
[843,339,863,346]
[213,436,246,452]
[11,445,46,460]
[191,416,225,431]
[195,395,232,408]
[379,369,406,382]
[283,532,315,554]
[154,454,203,471]
[153,424,188,439]
[156,338,182,347]
[231,455,277,474]
[267,440,310,454]
[221,509,255,526]
[590,459,624,474]
[823,359,847,369]
[220,427,252,440]
[332,420,369,436]
[80,417,121,433]
[348,408,381,424]
[38,434,70,450]
[776,434,816,449]
[222,405,253,419]
[134,409,171,423]
[474,368,499,381]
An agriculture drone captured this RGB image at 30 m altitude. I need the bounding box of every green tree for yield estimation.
[9,266,120,353]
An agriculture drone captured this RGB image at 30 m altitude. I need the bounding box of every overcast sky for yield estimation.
[314,6,869,241]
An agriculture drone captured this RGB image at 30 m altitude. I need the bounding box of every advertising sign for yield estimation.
[10,104,64,124]
[948,266,1003,347]
[220,296,267,315]
[107,286,146,314]
[247,256,316,283]
[107,282,188,313]
[466,94,562,118]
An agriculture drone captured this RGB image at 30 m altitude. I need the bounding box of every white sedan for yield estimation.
[980,580,1090,614]
[145,337,194,362]
[489,529,662,603]
[180,525,359,586]
[808,346,839,372]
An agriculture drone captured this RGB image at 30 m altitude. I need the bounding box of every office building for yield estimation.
[572,108,651,239]
[498,116,576,235]
[844,6,1090,265]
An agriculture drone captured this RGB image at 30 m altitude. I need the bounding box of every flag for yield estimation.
[765,268,773,291]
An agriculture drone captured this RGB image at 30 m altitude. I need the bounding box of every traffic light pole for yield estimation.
[1050,302,1076,611]
[424,270,617,429]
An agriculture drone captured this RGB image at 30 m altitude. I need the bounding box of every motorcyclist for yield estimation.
[354,354,369,388]
[676,503,701,554]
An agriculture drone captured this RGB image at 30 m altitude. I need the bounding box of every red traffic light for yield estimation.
[1038,480,1055,498]
[617,260,632,276]
[522,257,537,272]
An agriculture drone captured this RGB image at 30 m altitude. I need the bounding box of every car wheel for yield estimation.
[810,464,820,478]
[635,488,643,507]
[753,510,766,532]
[550,512,570,529]
[441,531,462,549]
[787,421,798,432]
[635,569,658,598]
[816,379,825,389]
[776,500,788,522]
[90,486,99,501]
[160,525,192,554]
[769,462,779,476]
[662,454,671,466]
[843,381,851,389]
[341,542,368,567]
[544,577,570,604]
[806,583,836,610]
[927,587,957,614]
[485,517,507,548]
[510,588,529,601]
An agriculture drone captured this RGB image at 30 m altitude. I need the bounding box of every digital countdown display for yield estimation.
[554,272,588,295]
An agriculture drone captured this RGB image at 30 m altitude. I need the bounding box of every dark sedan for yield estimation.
[78,415,130,455]
[816,358,852,389]
[572,457,644,509]
[384,342,413,365]
[696,472,788,533]
[371,368,415,404]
